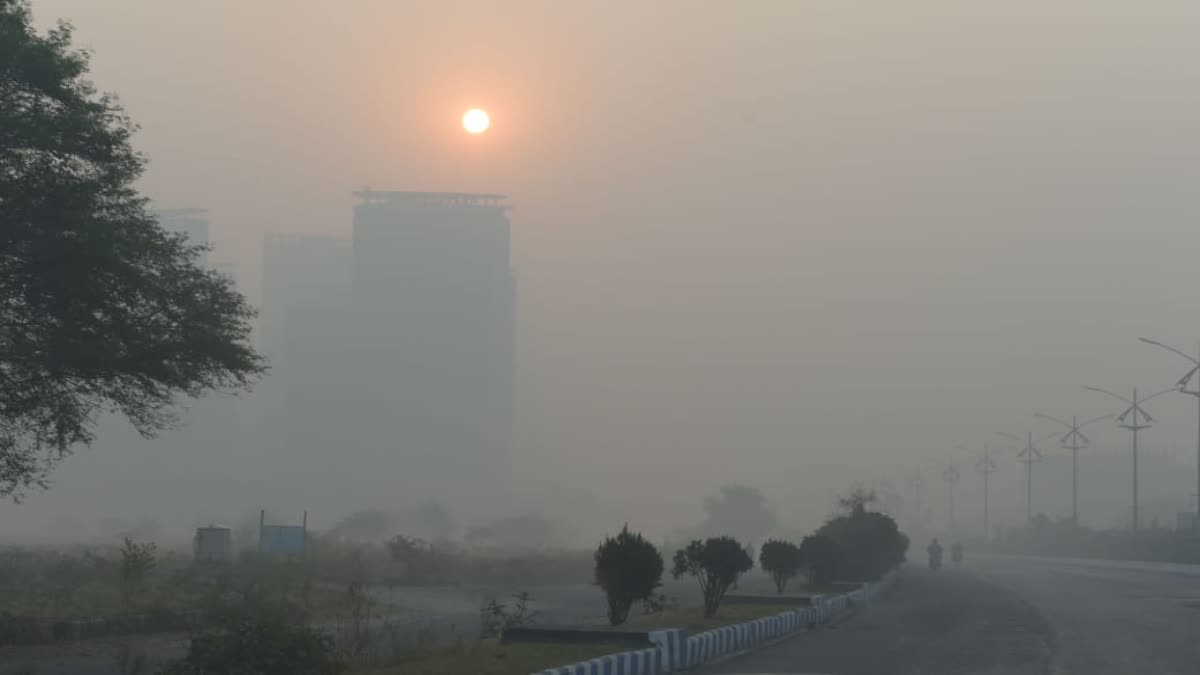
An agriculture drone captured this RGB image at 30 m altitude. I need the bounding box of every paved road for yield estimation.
[704,555,1200,675]
[977,555,1200,675]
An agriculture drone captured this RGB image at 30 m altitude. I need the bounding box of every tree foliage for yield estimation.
[413,499,456,540]
[118,536,156,604]
[671,536,753,617]
[814,493,908,582]
[159,616,345,675]
[161,581,343,675]
[758,538,802,594]
[386,534,435,582]
[796,533,838,586]
[594,524,663,626]
[836,486,879,516]
[698,484,778,542]
[464,514,562,549]
[0,0,265,497]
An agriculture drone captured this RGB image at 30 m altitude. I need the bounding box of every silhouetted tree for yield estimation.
[837,486,879,515]
[594,525,663,625]
[759,539,802,594]
[797,533,838,586]
[816,491,909,582]
[386,534,433,581]
[0,0,264,497]
[465,515,562,549]
[698,484,779,542]
[414,500,456,540]
[119,537,156,606]
[327,509,397,542]
[672,536,754,617]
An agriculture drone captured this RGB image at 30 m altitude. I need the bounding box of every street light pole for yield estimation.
[1034,412,1111,528]
[1021,432,1036,523]
[1129,390,1145,531]
[1084,385,1174,531]
[975,447,997,539]
[943,458,961,534]
[1138,337,1200,523]
[910,470,925,530]
[1069,417,1081,527]
[996,431,1045,523]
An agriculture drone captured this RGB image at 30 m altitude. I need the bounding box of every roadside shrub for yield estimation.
[814,492,908,581]
[161,619,343,675]
[759,539,802,594]
[386,534,434,582]
[479,591,540,639]
[594,525,664,626]
[671,536,754,617]
[119,538,156,606]
[797,534,838,586]
[159,606,345,675]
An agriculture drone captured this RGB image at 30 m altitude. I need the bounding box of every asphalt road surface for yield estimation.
[703,555,1200,675]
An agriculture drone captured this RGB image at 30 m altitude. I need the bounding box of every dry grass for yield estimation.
[349,640,629,675]
[628,601,803,632]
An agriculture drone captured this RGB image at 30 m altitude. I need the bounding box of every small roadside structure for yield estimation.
[258,510,308,556]
[193,525,232,563]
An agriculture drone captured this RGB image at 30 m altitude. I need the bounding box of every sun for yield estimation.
[462,108,490,134]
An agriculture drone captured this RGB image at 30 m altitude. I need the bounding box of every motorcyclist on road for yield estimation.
[927,538,943,570]
[951,541,964,567]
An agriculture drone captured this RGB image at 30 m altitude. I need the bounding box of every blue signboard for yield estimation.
[259,524,306,554]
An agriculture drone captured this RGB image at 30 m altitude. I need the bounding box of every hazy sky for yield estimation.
[13,1,1200,539]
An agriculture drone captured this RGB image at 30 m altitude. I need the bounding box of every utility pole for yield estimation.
[1085,385,1174,531]
[1034,412,1111,528]
[997,431,1044,523]
[943,458,961,534]
[1018,432,1041,524]
[1138,338,1200,523]
[909,470,925,530]
[975,446,997,539]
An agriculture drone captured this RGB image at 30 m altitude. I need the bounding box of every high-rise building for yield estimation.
[260,234,353,353]
[255,234,354,476]
[253,194,515,507]
[350,191,515,497]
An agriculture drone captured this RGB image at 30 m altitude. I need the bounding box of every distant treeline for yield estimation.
[975,515,1200,565]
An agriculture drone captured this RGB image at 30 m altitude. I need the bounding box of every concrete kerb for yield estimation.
[530,570,898,674]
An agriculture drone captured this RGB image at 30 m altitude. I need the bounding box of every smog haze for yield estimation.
[9,0,1200,544]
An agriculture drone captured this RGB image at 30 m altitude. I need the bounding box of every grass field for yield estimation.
[628,600,806,632]
[0,546,380,622]
[350,599,810,674]
[350,640,630,675]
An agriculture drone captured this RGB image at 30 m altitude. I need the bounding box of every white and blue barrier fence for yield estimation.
[535,629,684,675]
[534,645,662,675]
[533,572,898,674]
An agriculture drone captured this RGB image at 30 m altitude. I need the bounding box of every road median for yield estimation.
[530,571,897,674]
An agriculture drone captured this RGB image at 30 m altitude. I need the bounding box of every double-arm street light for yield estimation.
[1033,413,1112,528]
[1138,337,1200,521]
[995,431,1050,523]
[1083,385,1175,530]
[975,447,998,538]
[943,457,961,534]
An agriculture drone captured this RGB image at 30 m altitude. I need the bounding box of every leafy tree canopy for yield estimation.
[759,538,802,594]
[697,484,778,542]
[594,524,663,626]
[0,0,265,497]
[816,494,909,582]
[672,536,753,617]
